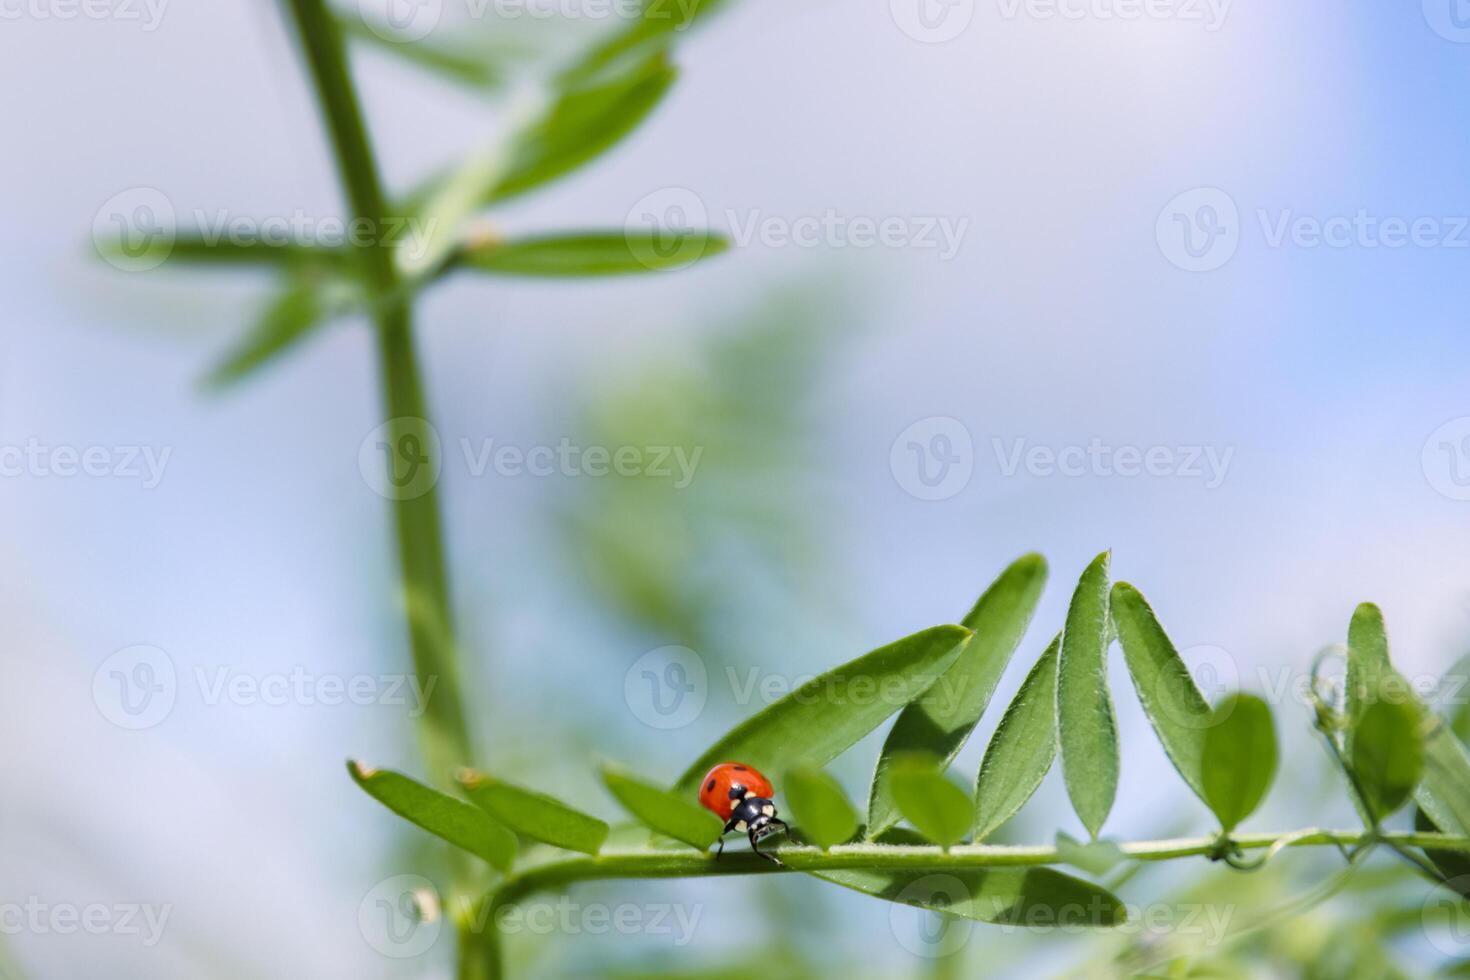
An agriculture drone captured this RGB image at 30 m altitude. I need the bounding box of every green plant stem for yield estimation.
[471,829,1470,975]
[280,1,480,976]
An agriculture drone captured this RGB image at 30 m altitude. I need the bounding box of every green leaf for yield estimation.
[458,770,610,855]
[1054,831,1126,876]
[1416,807,1470,898]
[888,757,973,848]
[1057,551,1118,838]
[973,635,1060,841]
[459,231,728,277]
[1419,714,1470,835]
[205,279,336,388]
[1111,582,1212,803]
[1353,699,1424,821]
[561,0,729,88]
[1200,694,1278,831]
[347,761,515,871]
[674,624,972,793]
[867,554,1048,837]
[813,865,1126,927]
[782,766,859,850]
[599,764,723,850]
[1346,603,1396,755]
[492,51,676,203]
[338,12,504,91]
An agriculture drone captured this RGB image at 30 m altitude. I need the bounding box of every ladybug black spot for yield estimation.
[705,779,716,793]
[733,765,747,771]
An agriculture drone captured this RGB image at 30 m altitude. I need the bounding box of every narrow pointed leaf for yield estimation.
[889,758,973,848]
[459,231,728,277]
[1417,807,1470,898]
[974,635,1060,841]
[492,52,676,203]
[1055,831,1126,876]
[1419,715,1470,835]
[339,13,504,91]
[674,625,971,792]
[1200,694,1277,831]
[783,766,859,850]
[1057,551,1118,838]
[458,770,610,855]
[348,761,515,871]
[1112,582,1212,803]
[599,764,722,850]
[561,0,729,87]
[206,280,333,388]
[866,554,1047,837]
[813,865,1126,927]
[1353,699,1424,821]
[1345,603,1394,757]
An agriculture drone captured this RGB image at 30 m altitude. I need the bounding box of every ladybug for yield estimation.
[698,762,789,864]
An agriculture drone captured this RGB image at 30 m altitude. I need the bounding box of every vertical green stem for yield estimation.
[279,1,485,975]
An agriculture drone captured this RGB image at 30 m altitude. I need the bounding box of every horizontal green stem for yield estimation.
[488,829,1470,906]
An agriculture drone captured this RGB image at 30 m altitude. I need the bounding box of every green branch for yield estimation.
[281,0,480,974]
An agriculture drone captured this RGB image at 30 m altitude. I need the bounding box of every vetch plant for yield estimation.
[351,553,1470,977]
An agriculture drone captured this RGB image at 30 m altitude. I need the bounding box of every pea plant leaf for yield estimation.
[458,770,610,855]
[337,11,506,92]
[973,635,1060,842]
[206,277,355,388]
[889,756,973,848]
[492,51,677,204]
[348,761,516,871]
[1416,807,1470,898]
[1200,694,1278,832]
[1352,699,1424,822]
[813,865,1127,927]
[867,554,1047,837]
[599,763,723,850]
[1111,582,1212,804]
[1345,603,1394,756]
[458,231,729,277]
[674,624,971,793]
[561,0,729,88]
[1057,551,1118,838]
[782,766,859,850]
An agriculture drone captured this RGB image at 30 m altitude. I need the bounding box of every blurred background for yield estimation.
[3,0,1470,976]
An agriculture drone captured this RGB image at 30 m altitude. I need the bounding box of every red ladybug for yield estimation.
[698,762,788,864]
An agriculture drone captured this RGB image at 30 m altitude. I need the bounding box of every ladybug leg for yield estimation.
[714,816,740,860]
[750,828,783,866]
